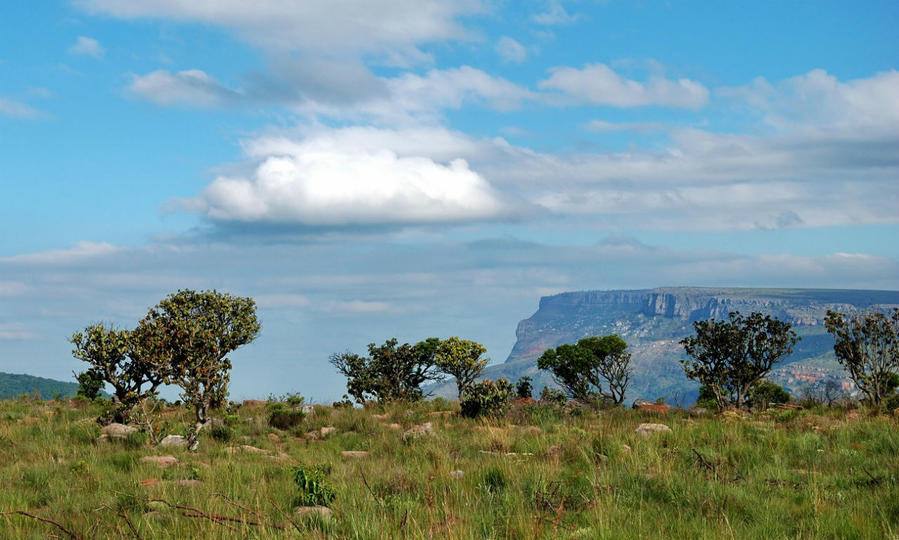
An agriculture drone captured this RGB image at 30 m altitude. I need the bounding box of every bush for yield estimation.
[268,403,305,430]
[460,378,514,419]
[515,376,534,399]
[539,386,567,406]
[884,392,899,412]
[74,369,104,401]
[293,464,336,507]
[209,424,233,442]
[749,380,791,410]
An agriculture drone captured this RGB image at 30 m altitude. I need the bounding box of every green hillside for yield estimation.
[0,372,81,400]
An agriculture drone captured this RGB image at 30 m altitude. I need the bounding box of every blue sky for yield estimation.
[1,0,897,401]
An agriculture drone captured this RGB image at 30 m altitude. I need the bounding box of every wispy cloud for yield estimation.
[1,242,120,265]
[68,36,105,58]
[0,97,41,119]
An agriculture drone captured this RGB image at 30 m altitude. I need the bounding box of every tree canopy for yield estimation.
[680,311,799,411]
[330,337,442,403]
[434,337,489,398]
[537,334,631,404]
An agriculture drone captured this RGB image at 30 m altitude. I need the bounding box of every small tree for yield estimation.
[74,369,104,401]
[680,311,799,411]
[330,337,442,403]
[70,323,163,423]
[133,289,260,450]
[748,380,791,410]
[459,378,514,419]
[537,334,631,404]
[434,336,488,399]
[824,308,899,409]
[515,376,534,399]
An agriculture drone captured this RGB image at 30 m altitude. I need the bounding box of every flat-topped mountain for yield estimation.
[471,288,899,404]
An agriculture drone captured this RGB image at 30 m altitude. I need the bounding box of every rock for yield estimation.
[635,423,672,436]
[403,422,434,441]
[305,430,320,440]
[450,470,464,479]
[302,405,315,415]
[294,505,332,518]
[595,454,608,463]
[159,435,189,448]
[547,445,562,458]
[267,433,280,442]
[372,414,390,421]
[621,444,632,453]
[242,399,266,407]
[429,411,455,418]
[101,423,137,440]
[632,399,671,413]
[141,455,179,467]
[175,479,202,487]
[225,445,268,454]
[690,407,710,417]
[721,410,749,421]
[319,426,337,437]
[386,423,402,430]
[340,450,369,459]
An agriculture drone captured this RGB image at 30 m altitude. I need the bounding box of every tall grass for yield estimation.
[0,397,896,538]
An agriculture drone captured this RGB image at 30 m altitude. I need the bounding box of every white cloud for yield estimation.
[0,97,41,119]
[76,0,483,63]
[0,323,35,341]
[586,120,668,133]
[0,281,29,296]
[323,300,395,314]
[532,0,580,25]
[128,70,240,106]
[68,36,105,58]
[495,36,527,63]
[255,293,311,308]
[1,242,120,265]
[184,130,513,226]
[539,63,709,109]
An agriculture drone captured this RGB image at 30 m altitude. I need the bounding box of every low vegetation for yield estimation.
[0,396,897,538]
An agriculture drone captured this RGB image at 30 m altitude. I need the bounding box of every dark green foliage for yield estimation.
[825,308,899,408]
[209,424,233,442]
[332,395,353,408]
[0,372,81,400]
[539,385,567,405]
[132,289,260,448]
[268,402,305,430]
[460,378,514,418]
[434,337,489,398]
[293,464,336,507]
[680,312,799,410]
[748,380,791,410]
[330,337,442,403]
[537,334,631,404]
[695,385,718,410]
[74,369,104,400]
[515,376,533,399]
[480,466,507,494]
[70,323,163,423]
[884,393,899,412]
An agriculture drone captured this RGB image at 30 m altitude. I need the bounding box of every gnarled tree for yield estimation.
[824,308,899,408]
[537,334,632,404]
[133,289,259,450]
[70,323,163,423]
[330,337,442,403]
[680,311,799,411]
[434,337,489,399]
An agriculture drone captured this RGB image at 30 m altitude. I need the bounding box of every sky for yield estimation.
[1,0,897,401]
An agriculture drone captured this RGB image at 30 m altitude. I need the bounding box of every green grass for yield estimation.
[0,397,896,538]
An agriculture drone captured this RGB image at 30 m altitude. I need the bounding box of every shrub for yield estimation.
[209,424,233,442]
[539,386,567,406]
[74,369,104,401]
[223,414,240,426]
[268,403,305,430]
[885,392,899,412]
[748,380,791,410]
[460,378,514,419]
[293,464,336,507]
[515,376,534,399]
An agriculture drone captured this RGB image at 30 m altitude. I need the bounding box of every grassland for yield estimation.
[0,397,897,539]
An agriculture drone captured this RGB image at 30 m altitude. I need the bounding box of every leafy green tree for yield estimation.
[74,369,104,401]
[748,380,791,410]
[459,378,514,418]
[70,323,163,422]
[515,376,534,399]
[133,290,260,449]
[434,336,489,399]
[330,337,442,403]
[824,308,899,408]
[537,334,631,404]
[680,311,799,411]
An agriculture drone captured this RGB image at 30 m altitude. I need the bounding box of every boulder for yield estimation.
[340,450,369,459]
[635,423,672,436]
[267,433,281,442]
[621,444,632,453]
[450,470,464,479]
[689,407,710,417]
[294,505,332,518]
[141,455,179,467]
[101,423,137,440]
[158,435,189,448]
[403,422,434,441]
[301,405,316,415]
[319,426,337,437]
[386,423,402,430]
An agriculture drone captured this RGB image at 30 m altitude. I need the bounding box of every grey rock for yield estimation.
[101,423,137,439]
[635,423,672,436]
[158,435,189,448]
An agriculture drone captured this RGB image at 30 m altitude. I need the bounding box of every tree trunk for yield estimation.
[187,402,208,452]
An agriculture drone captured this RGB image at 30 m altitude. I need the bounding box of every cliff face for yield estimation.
[490,287,899,404]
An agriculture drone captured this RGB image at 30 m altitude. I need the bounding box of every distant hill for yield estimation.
[433,287,899,404]
[0,372,81,400]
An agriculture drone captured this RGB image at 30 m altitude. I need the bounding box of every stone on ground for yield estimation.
[141,455,179,467]
[159,435,189,448]
[635,423,672,436]
[101,423,137,440]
